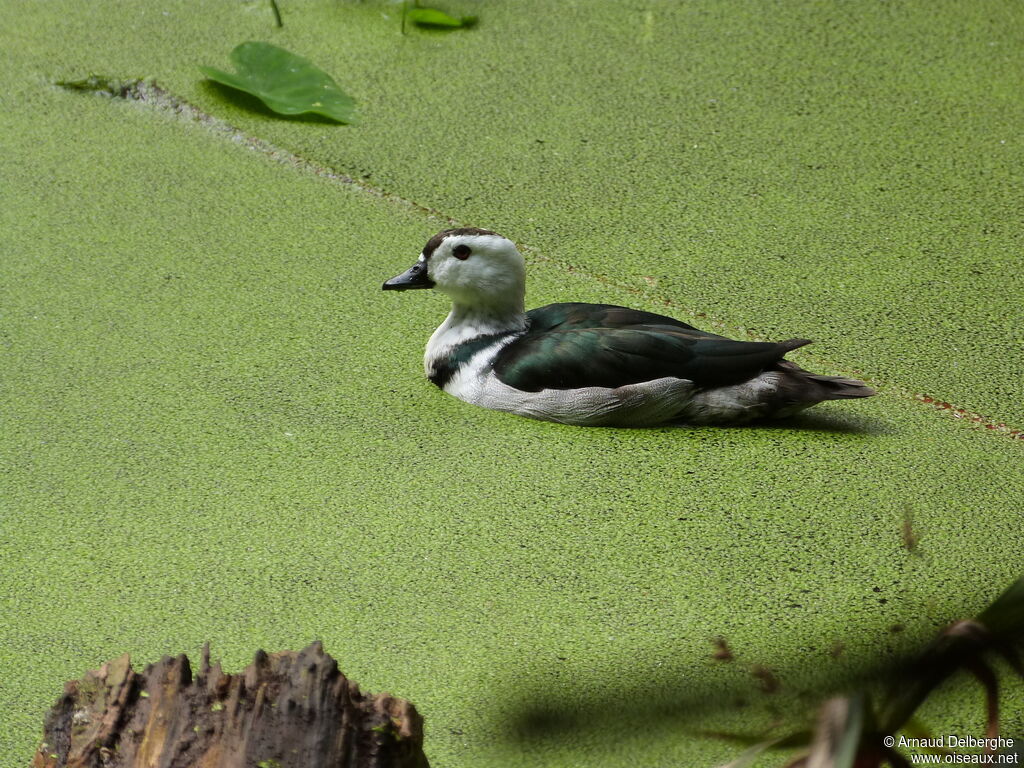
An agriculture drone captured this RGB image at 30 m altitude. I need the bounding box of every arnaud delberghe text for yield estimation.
[897,735,1015,751]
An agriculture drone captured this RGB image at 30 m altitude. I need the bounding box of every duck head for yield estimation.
[383,228,526,312]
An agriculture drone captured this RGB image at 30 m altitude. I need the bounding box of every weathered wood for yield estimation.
[34,641,429,768]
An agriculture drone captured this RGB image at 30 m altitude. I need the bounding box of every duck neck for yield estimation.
[449,297,526,332]
[426,298,528,364]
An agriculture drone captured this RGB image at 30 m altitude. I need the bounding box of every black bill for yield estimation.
[382,260,434,291]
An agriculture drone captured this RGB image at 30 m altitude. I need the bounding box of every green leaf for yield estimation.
[714,737,786,768]
[407,6,477,29]
[831,694,866,768]
[200,42,357,124]
[977,574,1024,639]
[878,576,1024,733]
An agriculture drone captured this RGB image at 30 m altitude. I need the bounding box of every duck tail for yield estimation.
[776,358,876,401]
[779,338,813,353]
[797,371,876,399]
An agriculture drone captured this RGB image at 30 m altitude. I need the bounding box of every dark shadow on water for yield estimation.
[648,409,891,437]
[497,650,929,748]
[746,409,892,437]
[499,577,1024,749]
[198,80,349,125]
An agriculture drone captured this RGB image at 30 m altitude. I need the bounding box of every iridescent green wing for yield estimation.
[497,305,808,392]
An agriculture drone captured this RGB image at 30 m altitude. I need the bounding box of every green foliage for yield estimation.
[268,0,283,28]
[715,738,786,768]
[978,574,1024,638]
[405,5,477,29]
[199,42,357,124]
[877,576,1024,735]
[718,575,1024,767]
[808,694,868,768]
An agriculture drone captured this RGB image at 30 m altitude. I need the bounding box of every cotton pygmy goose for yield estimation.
[383,228,874,426]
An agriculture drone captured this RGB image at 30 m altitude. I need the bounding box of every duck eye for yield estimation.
[452,244,472,260]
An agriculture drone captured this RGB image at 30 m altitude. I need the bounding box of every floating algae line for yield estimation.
[55,75,454,222]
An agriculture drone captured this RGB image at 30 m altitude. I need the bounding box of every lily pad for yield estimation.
[406,6,477,29]
[199,42,356,124]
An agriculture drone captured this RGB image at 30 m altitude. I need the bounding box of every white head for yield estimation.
[383,228,526,312]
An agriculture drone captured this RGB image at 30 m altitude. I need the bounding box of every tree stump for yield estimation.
[33,641,429,768]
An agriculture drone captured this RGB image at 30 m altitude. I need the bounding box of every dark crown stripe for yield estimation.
[421,227,498,260]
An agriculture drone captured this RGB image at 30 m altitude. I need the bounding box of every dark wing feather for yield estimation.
[526,303,722,337]
[494,321,809,392]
